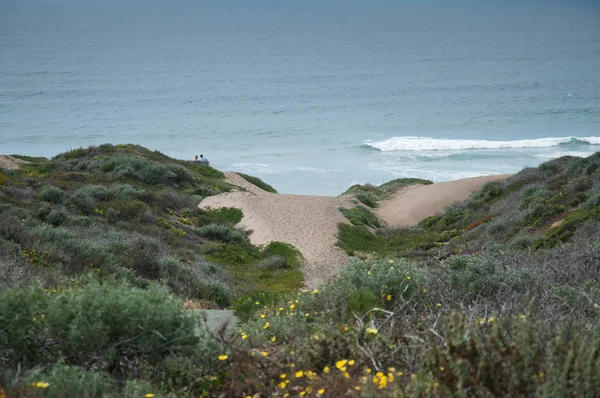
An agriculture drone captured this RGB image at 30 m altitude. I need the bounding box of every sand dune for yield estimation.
[0,155,29,170]
[199,173,511,287]
[375,175,512,228]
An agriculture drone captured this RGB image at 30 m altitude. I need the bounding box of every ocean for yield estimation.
[1,0,599,195]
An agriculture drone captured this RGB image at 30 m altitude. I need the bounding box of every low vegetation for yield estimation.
[343,178,432,208]
[2,148,600,396]
[237,173,278,193]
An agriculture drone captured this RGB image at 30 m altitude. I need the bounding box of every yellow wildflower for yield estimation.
[34,381,50,389]
[323,366,330,374]
[271,336,277,342]
[386,294,392,301]
[278,381,287,389]
[354,386,361,391]
[255,301,260,305]
[295,370,304,378]
[278,307,284,311]
[146,395,154,398]
[406,276,411,280]
[336,359,348,371]
[218,354,228,361]
[242,334,248,340]
[280,373,287,379]
[343,371,350,378]
[264,322,270,329]
[348,359,355,366]
[289,304,295,310]
[260,351,268,357]
[436,303,442,307]
[311,289,319,294]
[260,314,266,319]
[366,326,378,334]
[318,389,325,394]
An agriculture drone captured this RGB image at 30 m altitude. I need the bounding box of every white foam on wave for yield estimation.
[364,136,600,152]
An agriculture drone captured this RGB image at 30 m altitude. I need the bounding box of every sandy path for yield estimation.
[0,155,29,170]
[200,173,353,288]
[375,174,512,228]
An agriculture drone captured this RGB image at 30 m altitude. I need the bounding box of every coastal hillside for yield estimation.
[1,147,599,397]
[0,144,304,306]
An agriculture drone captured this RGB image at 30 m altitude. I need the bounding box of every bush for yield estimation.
[354,192,378,208]
[123,237,162,279]
[447,255,532,300]
[17,364,114,398]
[74,185,111,201]
[509,235,537,250]
[0,281,199,376]
[262,241,303,268]
[201,207,243,225]
[38,185,69,205]
[110,184,145,200]
[254,255,287,270]
[337,224,388,255]
[340,205,381,228]
[196,223,250,246]
[237,173,277,193]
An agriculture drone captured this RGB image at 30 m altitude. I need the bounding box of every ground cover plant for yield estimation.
[2,150,600,396]
[343,178,432,208]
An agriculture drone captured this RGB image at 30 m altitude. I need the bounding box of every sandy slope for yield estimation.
[200,173,353,288]
[375,175,512,228]
[0,155,29,170]
[199,173,511,287]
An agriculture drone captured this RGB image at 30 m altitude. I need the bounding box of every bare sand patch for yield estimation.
[375,174,512,228]
[0,155,30,170]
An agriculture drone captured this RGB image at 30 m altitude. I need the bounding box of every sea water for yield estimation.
[1,0,599,195]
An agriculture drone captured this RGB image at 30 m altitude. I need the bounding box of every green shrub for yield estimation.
[71,191,96,214]
[237,173,277,193]
[340,205,381,228]
[415,315,600,397]
[201,207,243,225]
[337,224,388,255]
[0,281,199,375]
[123,237,162,279]
[262,241,303,268]
[472,181,504,204]
[74,185,111,201]
[448,255,532,299]
[110,184,145,200]
[347,287,378,314]
[354,192,378,208]
[38,185,69,205]
[196,223,250,246]
[19,364,114,398]
[509,235,536,250]
[254,255,287,270]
